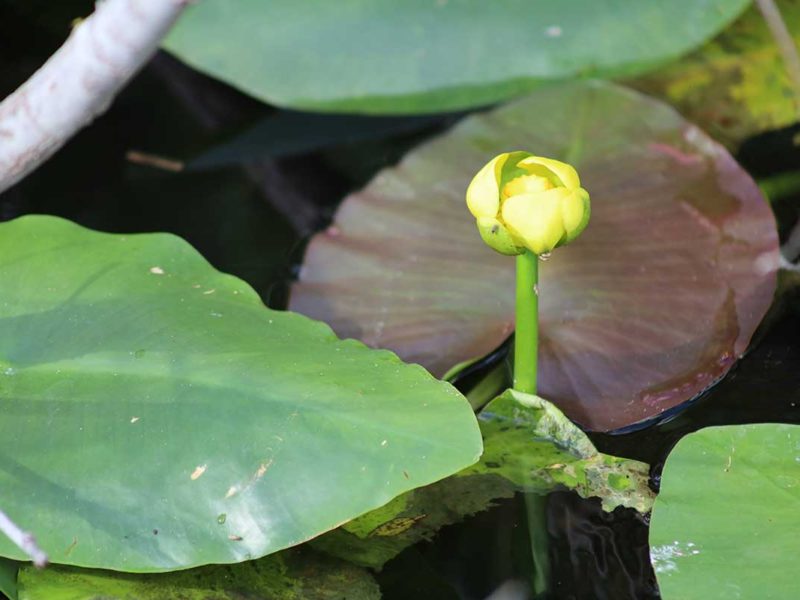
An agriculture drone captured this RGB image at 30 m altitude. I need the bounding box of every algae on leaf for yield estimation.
[630,0,800,150]
[17,547,379,600]
[464,390,654,513]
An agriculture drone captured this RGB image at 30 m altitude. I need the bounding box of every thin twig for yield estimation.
[126,150,185,172]
[0,0,191,193]
[756,0,800,117]
[0,508,47,568]
[149,54,330,236]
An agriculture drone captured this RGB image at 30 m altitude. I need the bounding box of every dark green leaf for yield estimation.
[189,111,451,169]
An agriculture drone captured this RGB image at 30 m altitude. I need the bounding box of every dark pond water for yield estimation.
[433,304,800,600]
[3,9,800,597]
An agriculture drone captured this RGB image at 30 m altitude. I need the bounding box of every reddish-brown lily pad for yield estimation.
[289,80,778,431]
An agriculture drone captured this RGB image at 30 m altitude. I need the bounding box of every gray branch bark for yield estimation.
[0,0,191,193]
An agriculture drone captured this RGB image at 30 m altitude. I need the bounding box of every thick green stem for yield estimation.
[525,492,551,598]
[515,252,548,595]
[514,251,538,394]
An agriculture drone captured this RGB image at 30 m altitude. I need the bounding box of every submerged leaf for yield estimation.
[630,0,800,150]
[290,80,779,431]
[650,424,800,599]
[465,390,653,513]
[314,391,652,568]
[0,216,481,571]
[17,547,379,600]
[312,474,515,569]
[164,1,749,114]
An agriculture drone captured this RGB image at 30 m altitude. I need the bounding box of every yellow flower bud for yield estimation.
[465,152,590,255]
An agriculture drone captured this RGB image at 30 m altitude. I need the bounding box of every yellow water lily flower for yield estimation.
[465,151,590,255]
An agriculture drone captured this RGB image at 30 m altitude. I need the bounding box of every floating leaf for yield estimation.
[17,547,379,600]
[650,424,800,599]
[290,80,779,431]
[630,0,800,151]
[313,391,652,568]
[188,111,451,170]
[0,215,481,571]
[163,1,749,114]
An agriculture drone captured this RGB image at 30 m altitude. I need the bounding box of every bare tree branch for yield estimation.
[0,507,47,568]
[0,0,191,194]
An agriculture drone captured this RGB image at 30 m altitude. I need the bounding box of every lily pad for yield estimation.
[163,0,749,114]
[17,547,379,600]
[290,80,779,431]
[313,391,653,568]
[0,215,481,571]
[649,424,800,599]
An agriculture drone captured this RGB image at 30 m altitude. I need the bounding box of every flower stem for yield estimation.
[514,250,538,394]
[525,492,550,597]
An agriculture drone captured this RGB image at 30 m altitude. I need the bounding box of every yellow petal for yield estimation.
[560,187,590,244]
[501,188,570,255]
[517,156,581,190]
[501,174,554,199]
[475,217,525,256]
[466,153,508,219]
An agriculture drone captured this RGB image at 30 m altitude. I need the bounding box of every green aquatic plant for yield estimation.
[466,152,590,393]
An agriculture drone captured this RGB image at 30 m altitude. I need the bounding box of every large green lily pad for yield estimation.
[650,424,800,599]
[290,80,779,432]
[163,0,748,114]
[0,215,481,571]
